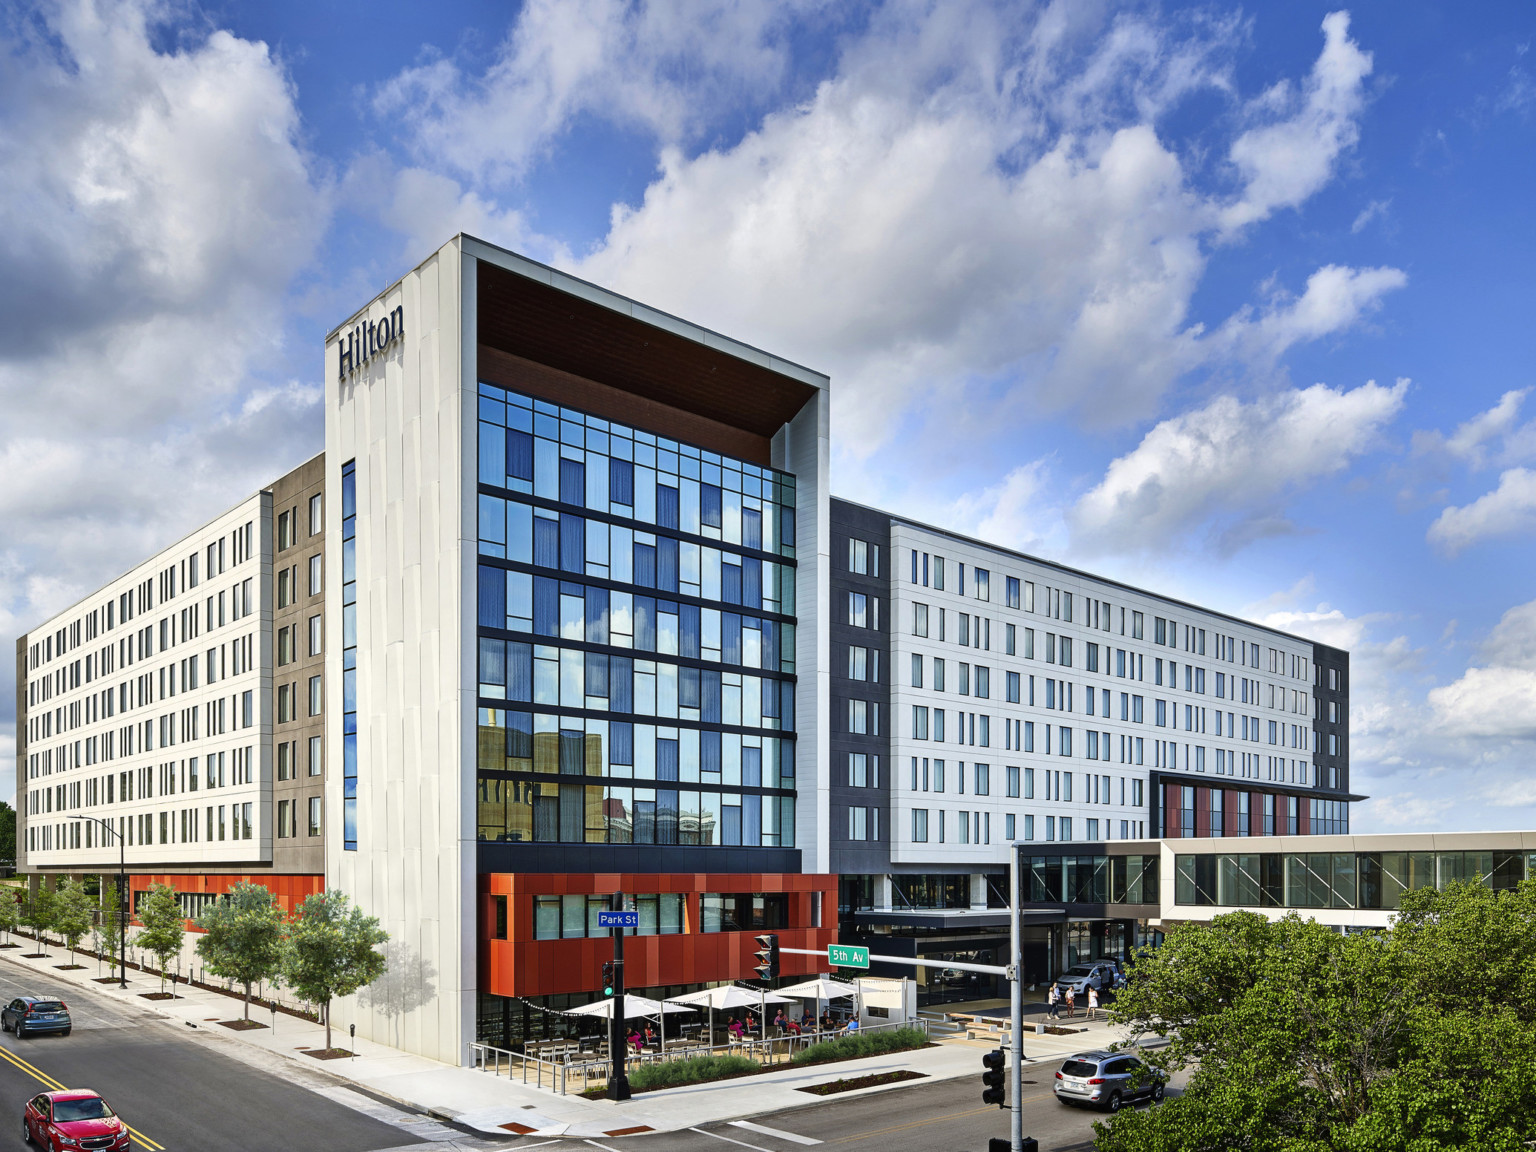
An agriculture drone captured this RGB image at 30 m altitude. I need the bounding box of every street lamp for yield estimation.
[67,815,127,990]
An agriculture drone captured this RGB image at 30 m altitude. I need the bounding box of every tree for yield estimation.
[196,883,285,1021]
[1096,882,1536,1152]
[0,888,19,946]
[53,878,93,966]
[22,887,56,950]
[283,889,388,1053]
[0,800,15,864]
[93,879,121,975]
[136,884,186,995]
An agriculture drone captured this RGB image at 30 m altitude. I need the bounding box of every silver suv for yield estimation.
[1053,1050,1166,1112]
[1051,961,1118,997]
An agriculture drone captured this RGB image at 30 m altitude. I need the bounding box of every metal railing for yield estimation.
[469,1017,930,1096]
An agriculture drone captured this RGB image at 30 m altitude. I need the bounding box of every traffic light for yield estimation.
[982,1048,1006,1107]
[753,933,780,981]
[601,961,615,996]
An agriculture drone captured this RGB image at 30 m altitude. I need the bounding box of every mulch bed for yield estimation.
[218,1019,268,1031]
[1041,1025,1088,1035]
[797,1070,927,1096]
[54,964,87,970]
[301,1048,355,1061]
[138,992,182,1001]
[92,977,123,984]
[0,942,21,949]
[21,953,50,959]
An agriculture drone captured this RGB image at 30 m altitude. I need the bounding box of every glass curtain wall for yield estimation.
[474,385,798,847]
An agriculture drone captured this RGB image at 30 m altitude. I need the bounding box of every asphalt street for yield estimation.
[0,959,450,1152]
[644,1063,1188,1152]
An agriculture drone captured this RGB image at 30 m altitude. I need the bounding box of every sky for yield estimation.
[2,0,1534,832]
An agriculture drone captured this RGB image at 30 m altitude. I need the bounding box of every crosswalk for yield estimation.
[689,1121,824,1150]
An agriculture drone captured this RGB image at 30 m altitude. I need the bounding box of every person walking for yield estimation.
[1065,986,1076,1019]
[1047,982,1061,1020]
[1086,985,1099,1022]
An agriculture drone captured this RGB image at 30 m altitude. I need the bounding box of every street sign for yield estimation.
[828,944,870,969]
[597,910,640,928]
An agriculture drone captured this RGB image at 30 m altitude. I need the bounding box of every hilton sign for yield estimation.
[337,304,404,380]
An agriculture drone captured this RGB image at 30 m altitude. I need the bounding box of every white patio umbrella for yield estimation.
[776,976,861,1033]
[668,985,795,1044]
[567,994,697,1021]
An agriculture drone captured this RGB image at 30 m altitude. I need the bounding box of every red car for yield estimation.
[22,1089,130,1151]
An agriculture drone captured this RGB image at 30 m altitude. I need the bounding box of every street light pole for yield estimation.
[67,815,127,989]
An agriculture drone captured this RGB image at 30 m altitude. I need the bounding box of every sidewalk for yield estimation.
[0,943,1144,1139]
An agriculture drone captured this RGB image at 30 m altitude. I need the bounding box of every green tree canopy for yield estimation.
[0,887,19,944]
[1097,881,1536,1152]
[92,878,121,975]
[137,883,186,994]
[195,882,285,1021]
[282,889,388,1052]
[22,886,55,949]
[53,877,93,965]
[0,800,15,863]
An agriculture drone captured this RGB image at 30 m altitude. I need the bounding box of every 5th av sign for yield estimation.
[828,944,870,968]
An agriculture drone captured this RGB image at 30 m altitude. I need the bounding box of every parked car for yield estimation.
[2,996,71,1038]
[23,1089,131,1150]
[1051,962,1117,997]
[1054,1050,1167,1111]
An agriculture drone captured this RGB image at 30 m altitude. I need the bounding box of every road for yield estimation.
[643,1064,1187,1152]
[0,962,474,1152]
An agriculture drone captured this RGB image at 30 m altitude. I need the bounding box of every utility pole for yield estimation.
[1010,845,1024,1152]
[604,891,632,1101]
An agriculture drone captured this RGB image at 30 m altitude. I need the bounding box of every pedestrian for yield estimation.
[1047,983,1061,1020]
[1087,985,1099,1021]
[1065,986,1076,1019]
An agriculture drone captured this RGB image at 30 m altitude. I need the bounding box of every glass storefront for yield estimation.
[1176,850,1535,909]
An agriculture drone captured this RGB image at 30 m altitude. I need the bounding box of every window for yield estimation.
[974,763,990,795]
[308,734,322,776]
[278,510,293,551]
[1006,576,1020,608]
[849,592,872,628]
[308,614,322,656]
[1006,671,1020,703]
[277,742,292,781]
[974,568,990,601]
[308,675,323,716]
[912,809,929,842]
[308,554,322,596]
[1006,764,1020,797]
[308,493,322,535]
[848,539,879,576]
[912,602,929,637]
[277,800,293,838]
[848,646,875,681]
[848,699,877,734]
[911,653,923,688]
[912,706,930,740]
[933,658,946,692]
[849,753,875,787]
[848,807,878,841]
[1132,611,1144,640]
[1005,813,1015,839]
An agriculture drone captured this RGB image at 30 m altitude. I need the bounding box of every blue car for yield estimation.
[2,996,72,1038]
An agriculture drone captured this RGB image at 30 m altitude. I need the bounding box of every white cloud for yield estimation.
[1417,388,1536,471]
[1070,379,1407,552]
[1211,263,1406,366]
[0,0,328,801]
[1350,197,1391,233]
[1427,467,1536,554]
[945,462,1061,557]
[1429,599,1536,740]
[1219,11,1374,235]
[374,0,812,186]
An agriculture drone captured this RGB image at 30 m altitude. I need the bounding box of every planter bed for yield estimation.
[53,964,87,971]
[218,1019,268,1031]
[301,1048,354,1061]
[797,1069,927,1096]
[138,992,182,1001]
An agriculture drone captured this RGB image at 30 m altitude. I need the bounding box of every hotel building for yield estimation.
[15,234,1354,1058]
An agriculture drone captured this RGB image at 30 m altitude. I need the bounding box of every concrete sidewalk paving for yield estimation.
[0,941,1145,1140]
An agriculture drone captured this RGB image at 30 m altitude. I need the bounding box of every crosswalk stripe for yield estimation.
[730,1120,824,1145]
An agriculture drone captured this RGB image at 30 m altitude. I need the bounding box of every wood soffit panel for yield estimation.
[476,262,818,440]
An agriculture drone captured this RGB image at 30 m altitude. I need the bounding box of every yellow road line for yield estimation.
[0,1044,164,1150]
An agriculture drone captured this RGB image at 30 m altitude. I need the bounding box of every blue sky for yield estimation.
[2,0,1534,831]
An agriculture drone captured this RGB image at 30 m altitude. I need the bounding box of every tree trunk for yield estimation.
[244,983,252,1022]
[325,1000,332,1052]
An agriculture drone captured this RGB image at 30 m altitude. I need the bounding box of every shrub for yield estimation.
[790,1026,929,1066]
[627,1054,760,1091]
